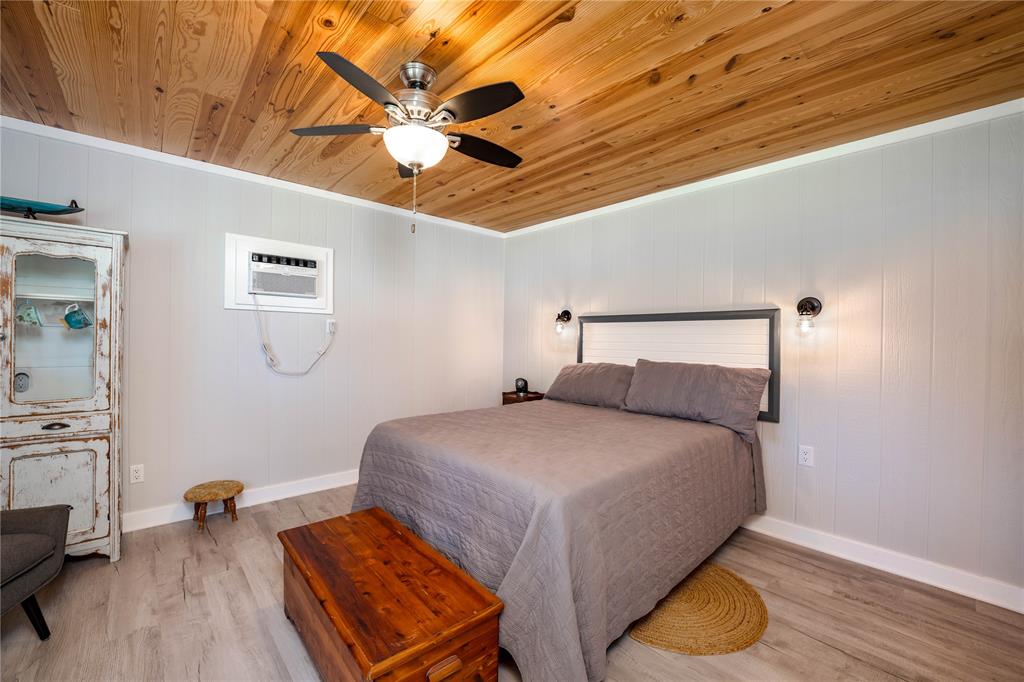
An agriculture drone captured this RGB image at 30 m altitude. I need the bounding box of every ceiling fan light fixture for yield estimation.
[383,124,449,171]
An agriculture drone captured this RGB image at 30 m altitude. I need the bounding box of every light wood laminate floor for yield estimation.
[2,485,1022,681]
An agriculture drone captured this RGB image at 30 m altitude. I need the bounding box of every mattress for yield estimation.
[352,398,765,681]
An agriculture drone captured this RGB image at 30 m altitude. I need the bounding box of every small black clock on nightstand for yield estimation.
[503,379,544,405]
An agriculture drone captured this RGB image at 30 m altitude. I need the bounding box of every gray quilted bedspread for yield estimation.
[351,399,765,681]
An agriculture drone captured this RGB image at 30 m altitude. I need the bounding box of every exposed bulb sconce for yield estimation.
[796,296,822,334]
[554,309,573,335]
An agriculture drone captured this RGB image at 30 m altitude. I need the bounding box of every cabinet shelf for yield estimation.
[16,291,95,302]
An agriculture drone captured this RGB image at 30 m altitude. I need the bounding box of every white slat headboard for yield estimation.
[577,309,780,422]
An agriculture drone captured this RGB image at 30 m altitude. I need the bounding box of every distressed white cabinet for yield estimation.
[1,217,126,561]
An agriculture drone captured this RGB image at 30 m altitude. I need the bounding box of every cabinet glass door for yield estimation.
[1,237,113,416]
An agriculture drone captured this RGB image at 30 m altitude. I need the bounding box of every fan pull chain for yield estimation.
[411,170,417,234]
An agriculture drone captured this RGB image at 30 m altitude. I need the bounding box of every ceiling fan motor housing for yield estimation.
[396,62,441,121]
[395,89,441,122]
[399,61,437,90]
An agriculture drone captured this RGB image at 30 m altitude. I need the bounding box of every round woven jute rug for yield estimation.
[629,563,768,655]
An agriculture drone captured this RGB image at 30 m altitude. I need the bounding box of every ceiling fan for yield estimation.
[292,52,524,178]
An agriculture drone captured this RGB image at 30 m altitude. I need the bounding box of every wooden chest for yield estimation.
[278,507,503,681]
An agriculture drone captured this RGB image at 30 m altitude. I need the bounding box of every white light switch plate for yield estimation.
[129,464,144,484]
[798,445,815,467]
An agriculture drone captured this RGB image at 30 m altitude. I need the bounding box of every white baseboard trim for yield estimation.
[743,515,1024,614]
[122,468,359,533]
[123,471,1022,614]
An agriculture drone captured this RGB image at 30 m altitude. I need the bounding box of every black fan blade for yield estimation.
[291,124,373,136]
[318,52,401,109]
[451,134,522,168]
[437,82,523,123]
[397,163,415,179]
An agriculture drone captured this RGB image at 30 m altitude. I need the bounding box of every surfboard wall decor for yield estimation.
[1,197,84,219]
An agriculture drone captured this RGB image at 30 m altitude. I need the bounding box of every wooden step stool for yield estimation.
[183,480,243,531]
[278,507,503,681]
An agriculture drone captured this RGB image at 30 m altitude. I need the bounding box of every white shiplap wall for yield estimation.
[502,114,1024,588]
[0,126,505,515]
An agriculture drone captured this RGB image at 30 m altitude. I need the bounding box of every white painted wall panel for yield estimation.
[732,179,766,307]
[702,188,734,307]
[1,126,505,514]
[589,214,617,314]
[38,138,88,219]
[834,150,884,545]
[0,128,38,199]
[502,113,1024,588]
[674,194,704,309]
[650,207,678,311]
[928,123,989,575]
[543,226,571,381]
[795,159,839,533]
[759,169,801,523]
[982,115,1024,587]
[85,149,133,233]
[126,158,175,514]
[501,236,528,391]
[878,137,934,559]
[627,209,655,309]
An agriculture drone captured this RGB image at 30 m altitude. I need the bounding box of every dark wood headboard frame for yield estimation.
[576,308,781,423]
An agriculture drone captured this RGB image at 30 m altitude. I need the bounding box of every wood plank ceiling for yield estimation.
[3,1,1024,232]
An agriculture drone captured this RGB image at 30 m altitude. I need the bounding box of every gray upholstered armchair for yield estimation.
[1,505,71,640]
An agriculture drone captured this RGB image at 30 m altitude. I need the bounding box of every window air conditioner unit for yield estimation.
[224,233,334,314]
[248,252,319,298]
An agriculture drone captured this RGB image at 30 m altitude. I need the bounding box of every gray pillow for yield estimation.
[623,359,771,442]
[545,363,635,409]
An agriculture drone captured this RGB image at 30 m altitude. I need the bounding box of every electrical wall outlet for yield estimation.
[798,445,815,467]
[129,464,144,484]
[326,318,337,335]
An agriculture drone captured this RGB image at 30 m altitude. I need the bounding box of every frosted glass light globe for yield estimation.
[383,124,449,170]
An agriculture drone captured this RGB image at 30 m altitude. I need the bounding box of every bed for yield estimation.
[351,309,777,682]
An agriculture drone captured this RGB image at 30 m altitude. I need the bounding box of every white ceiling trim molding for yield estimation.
[506,97,1024,239]
[0,115,499,239]
[5,97,1021,238]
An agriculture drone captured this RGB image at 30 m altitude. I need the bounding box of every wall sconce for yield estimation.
[796,297,822,334]
[554,309,572,335]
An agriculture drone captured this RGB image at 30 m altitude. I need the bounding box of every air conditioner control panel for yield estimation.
[250,253,318,269]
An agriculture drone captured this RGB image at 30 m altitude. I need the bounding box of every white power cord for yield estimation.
[251,297,336,376]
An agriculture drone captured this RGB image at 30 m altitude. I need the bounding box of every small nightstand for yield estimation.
[502,391,545,405]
